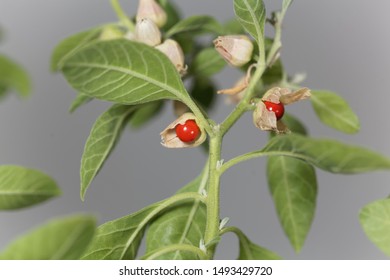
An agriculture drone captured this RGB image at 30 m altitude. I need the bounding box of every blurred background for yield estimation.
[0,0,389,259]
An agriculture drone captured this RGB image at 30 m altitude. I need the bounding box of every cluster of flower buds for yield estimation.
[134,0,186,76]
[253,87,311,134]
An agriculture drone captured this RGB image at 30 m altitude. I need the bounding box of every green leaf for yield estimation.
[0,215,95,259]
[166,15,223,38]
[0,165,61,210]
[360,199,390,257]
[145,175,207,259]
[82,192,202,260]
[226,227,281,260]
[80,104,135,200]
[191,48,226,77]
[0,54,31,97]
[69,92,93,113]
[269,116,315,252]
[262,134,390,173]
[311,90,360,134]
[128,101,164,129]
[82,204,155,259]
[51,27,102,71]
[62,39,192,106]
[239,238,281,260]
[224,134,390,174]
[190,77,216,111]
[267,156,317,252]
[233,0,266,45]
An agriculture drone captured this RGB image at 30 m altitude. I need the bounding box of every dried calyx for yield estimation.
[136,0,167,28]
[253,87,311,134]
[135,18,162,46]
[160,113,206,148]
[214,35,254,67]
[155,39,187,76]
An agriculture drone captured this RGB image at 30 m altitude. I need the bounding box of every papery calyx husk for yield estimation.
[253,87,311,134]
[155,39,187,76]
[160,113,206,148]
[135,18,162,46]
[136,0,167,28]
[213,35,254,67]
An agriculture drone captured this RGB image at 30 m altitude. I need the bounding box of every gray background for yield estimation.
[1,0,389,259]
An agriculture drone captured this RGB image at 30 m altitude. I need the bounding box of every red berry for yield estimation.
[175,120,200,143]
[263,101,285,120]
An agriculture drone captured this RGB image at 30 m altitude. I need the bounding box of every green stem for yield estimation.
[186,99,213,136]
[110,0,135,31]
[142,244,208,260]
[204,134,222,258]
[220,42,267,137]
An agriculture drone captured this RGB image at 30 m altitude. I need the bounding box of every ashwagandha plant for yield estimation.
[2,0,390,260]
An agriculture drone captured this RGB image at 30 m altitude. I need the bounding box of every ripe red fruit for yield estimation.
[263,101,285,120]
[175,120,200,143]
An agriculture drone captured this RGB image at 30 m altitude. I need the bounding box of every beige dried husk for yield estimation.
[160,113,206,148]
[253,87,311,134]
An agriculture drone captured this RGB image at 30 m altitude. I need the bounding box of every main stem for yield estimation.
[203,41,267,259]
[204,132,222,258]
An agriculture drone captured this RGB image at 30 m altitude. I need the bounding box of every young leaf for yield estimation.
[267,156,317,252]
[145,175,206,259]
[51,27,102,71]
[82,192,202,260]
[0,55,31,97]
[190,48,226,78]
[69,92,93,113]
[360,198,390,257]
[0,215,95,259]
[165,15,223,38]
[233,0,266,45]
[311,90,360,134]
[128,101,164,129]
[0,165,61,210]
[62,40,192,106]
[80,104,135,200]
